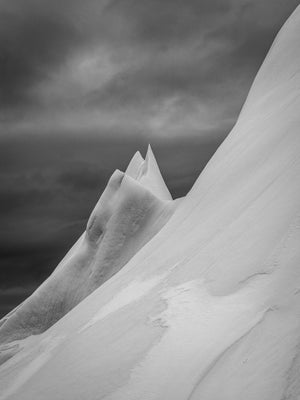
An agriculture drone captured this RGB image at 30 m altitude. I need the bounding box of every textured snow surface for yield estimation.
[1,6,300,400]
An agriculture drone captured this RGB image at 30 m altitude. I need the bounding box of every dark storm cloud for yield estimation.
[0,0,85,111]
[101,0,231,44]
[1,0,298,119]
[79,0,300,134]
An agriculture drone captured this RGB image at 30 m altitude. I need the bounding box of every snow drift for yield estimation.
[1,6,300,400]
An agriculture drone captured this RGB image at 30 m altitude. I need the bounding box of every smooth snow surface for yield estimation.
[1,6,300,400]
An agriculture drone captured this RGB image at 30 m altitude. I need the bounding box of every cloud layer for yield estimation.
[1,0,298,137]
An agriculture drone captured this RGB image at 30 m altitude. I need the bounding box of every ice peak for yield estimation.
[125,151,144,179]
[135,144,172,201]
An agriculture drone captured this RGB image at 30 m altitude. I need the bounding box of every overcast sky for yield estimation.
[0,0,299,317]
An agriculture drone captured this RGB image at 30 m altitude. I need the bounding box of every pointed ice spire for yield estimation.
[125,151,144,179]
[137,145,172,201]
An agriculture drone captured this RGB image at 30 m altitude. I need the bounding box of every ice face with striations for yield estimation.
[0,146,176,344]
[1,5,300,400]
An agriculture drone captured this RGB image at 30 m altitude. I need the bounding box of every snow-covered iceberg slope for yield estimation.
[0,146,175,344]
[1,5,300,400]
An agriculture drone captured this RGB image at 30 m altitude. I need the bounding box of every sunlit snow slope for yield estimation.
[1,6,300,400]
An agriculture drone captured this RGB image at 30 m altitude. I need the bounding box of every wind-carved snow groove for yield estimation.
[238,271,272,285]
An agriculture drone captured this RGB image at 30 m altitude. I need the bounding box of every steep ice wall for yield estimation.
[1,6,300,400]
[0,146,175,344]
